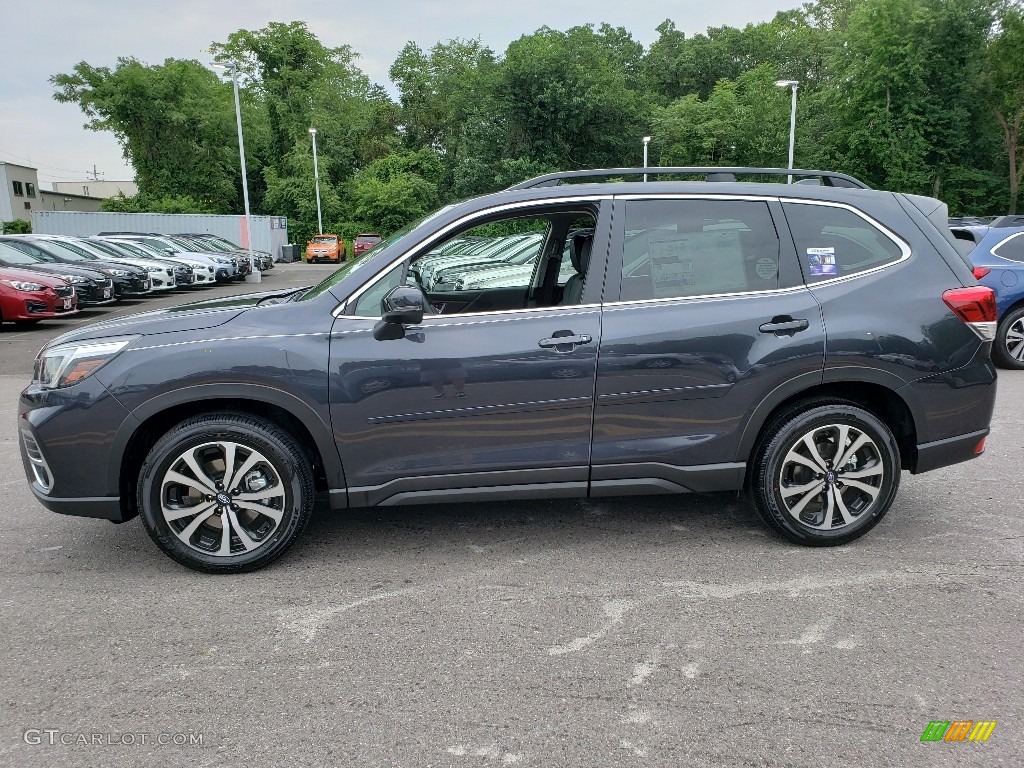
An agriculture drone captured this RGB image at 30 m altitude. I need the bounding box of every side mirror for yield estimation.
[373,285,426,341]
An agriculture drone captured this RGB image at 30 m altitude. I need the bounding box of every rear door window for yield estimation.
[617,199,780,301]
[783,202,906,282]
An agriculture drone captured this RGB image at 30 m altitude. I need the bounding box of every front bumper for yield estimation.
[113,274,152,297]
[74,280,116,305]
[19,376,137,522]
[2,288,78,320]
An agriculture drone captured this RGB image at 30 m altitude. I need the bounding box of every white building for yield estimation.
[51,179,139,199]
[1,162,107,224]
[0,162,42,222]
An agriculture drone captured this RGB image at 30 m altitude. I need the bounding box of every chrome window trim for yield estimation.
[602,285,808,310]
[990,230,1024,262]
[332,195,611,316]
[336,302,603,325]
[614,193,779,203]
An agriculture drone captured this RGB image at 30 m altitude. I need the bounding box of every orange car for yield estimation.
[306,234,341,264]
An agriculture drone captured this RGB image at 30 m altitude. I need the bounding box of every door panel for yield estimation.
[329,306,601,504]
[593,290,825,471]
[591,196,825,483]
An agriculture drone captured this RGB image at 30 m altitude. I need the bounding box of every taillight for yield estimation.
[973,266,991,279]
[942,286,997,341]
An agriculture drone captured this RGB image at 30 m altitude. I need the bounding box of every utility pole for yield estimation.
[88,164,104,181]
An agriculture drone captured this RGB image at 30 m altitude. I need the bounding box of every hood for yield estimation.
[46,287,293,347]
[0,266,69,288]
[0,261,109,281]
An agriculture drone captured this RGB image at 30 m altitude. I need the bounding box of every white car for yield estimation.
[34,236,177,292]
[106,238,218,285]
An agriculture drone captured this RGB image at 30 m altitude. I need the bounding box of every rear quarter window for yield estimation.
[992,232,1024,264]
[783,202,906,282]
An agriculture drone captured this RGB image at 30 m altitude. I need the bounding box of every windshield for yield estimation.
[165,235,202,251]
[180,236,227,251]
[203,235,240,250]
[312,236,337,244]
[132,237,176,253]
[296,207,453,302]
[0,242,43,265]
[30,240,94,261]
[85,240,130,259]
[109,240,159,258]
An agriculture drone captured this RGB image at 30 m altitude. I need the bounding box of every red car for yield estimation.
[0,267,78,326]
[352,233,382,257]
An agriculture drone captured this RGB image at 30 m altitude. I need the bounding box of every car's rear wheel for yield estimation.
[992,306,1024,369]
[750,399,900,546]
[138,413,314,573]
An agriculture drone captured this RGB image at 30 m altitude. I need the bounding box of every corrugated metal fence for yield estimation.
[31,211,291,260]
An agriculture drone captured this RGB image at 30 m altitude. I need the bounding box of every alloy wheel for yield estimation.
[1005,317,1024,362]
[160,441,286,556]
[778,424,885,531]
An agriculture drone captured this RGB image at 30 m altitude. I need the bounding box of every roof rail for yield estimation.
[508,167,870,190]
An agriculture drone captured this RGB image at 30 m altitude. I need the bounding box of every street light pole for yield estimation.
[309,127,323,235]
[774,80,799,184]
[642,136,652,182]
[215,61,260,283]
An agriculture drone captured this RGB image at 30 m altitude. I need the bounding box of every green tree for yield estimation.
[985,3,1024,212]
[491,25,650,171]
[390,38,498,199]
[348,149,443,235]
[101,192,215,213]
[653,67,791,168]
[1,219,32,234]
[830,0,997,203]
[51,58,242,210]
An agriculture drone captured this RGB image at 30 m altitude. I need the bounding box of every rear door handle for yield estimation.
[539,334,593,350]
[759,317,809,334]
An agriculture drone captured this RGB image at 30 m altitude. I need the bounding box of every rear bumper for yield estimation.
[28,484,126,522]
[913,428,989,474]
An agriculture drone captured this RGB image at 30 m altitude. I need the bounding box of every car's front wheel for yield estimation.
[750,399,900,546]
[992,306,1024,369]
[138,413,314,573]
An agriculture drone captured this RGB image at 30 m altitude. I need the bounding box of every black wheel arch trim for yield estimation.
[107,383,348,501]
[734,367,925,464]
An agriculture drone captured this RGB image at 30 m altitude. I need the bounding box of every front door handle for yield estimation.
[759,317,809,335]
[539,333,593,351]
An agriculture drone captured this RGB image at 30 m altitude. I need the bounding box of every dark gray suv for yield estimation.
[18,168,998,573]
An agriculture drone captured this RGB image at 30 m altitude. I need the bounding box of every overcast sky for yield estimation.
[0,0,798,189]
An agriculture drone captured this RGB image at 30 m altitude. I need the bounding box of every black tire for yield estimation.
[138,413,314,573]
[992,306,1024,370]
[749,398,901,546]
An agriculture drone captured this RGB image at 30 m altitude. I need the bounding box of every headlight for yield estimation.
[59,274,88,284]
[1,279,46,292]
[147,266,163,273]
[103,269,130,277]
[35,336,139,389]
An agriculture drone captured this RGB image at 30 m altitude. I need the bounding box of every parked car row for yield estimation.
[0,232,271,328]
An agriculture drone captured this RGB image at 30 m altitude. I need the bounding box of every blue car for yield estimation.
[964,226,1024,368]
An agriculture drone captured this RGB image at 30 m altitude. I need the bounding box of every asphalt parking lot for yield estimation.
[0,266,1021,767]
